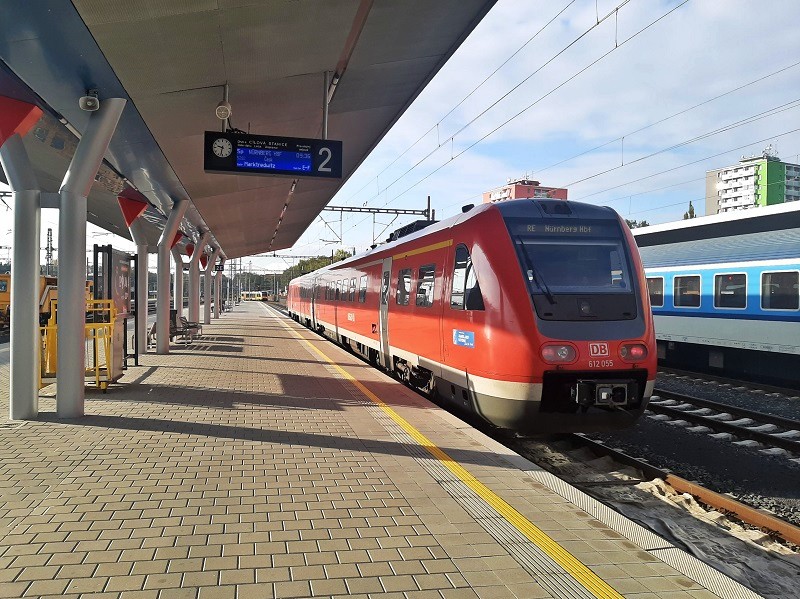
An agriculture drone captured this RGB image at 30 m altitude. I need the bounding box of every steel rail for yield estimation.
[648,393,800,454]
[653,388,800,431]
[572,434,800,547]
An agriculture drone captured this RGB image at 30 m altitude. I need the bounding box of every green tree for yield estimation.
[624,219,650,229]
[683,201,696,220]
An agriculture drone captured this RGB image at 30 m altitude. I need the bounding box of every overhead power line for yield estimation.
[343,0,578,205]
[339,0,690,240]
[529,58,800,179]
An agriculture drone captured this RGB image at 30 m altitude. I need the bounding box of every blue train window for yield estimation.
[761,271,799,310]
[646,277,663,307]
[674,276,700,308]
[714,274,746,309]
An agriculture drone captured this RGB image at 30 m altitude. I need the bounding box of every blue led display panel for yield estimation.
[204,131,342,179]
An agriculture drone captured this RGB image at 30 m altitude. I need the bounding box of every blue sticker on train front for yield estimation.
[453,329,475,348]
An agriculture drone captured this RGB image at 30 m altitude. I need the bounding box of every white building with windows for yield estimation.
[705,147,800,214]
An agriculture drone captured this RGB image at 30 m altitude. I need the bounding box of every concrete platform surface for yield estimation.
[0,302,760,599]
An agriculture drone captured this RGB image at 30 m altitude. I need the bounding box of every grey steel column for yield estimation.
[58,98,125,418]
[204,248,220,324]
[129,219,149,355]
[214,257,226,318]
[156,200,188,354]
[0,134,41,420]
[171,247,184,319]
[189,230,209,323]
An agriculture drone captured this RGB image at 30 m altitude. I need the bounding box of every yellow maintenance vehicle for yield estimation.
[0,274,94,328]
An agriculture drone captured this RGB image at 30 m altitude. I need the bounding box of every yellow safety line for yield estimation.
[269,305,624,599]
[392,239,452,260]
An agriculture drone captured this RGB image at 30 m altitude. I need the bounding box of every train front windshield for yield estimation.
[515,238,632,295]
[507,218,639,321]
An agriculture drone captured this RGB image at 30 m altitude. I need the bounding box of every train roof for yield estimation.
[633,202,800,268]
[291,200,622,282]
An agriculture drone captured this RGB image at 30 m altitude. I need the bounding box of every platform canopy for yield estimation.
[0,0,496,258]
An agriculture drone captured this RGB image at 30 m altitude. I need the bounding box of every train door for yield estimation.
[379,257,392,369]
[310,277,318,330]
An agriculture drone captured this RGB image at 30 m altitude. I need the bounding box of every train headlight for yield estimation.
[541,344,577,364]
[619,343,648,362]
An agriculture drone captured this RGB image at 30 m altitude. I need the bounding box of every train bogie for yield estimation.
[288,199,657,433]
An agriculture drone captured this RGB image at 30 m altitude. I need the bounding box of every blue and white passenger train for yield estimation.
[633,203,800,387]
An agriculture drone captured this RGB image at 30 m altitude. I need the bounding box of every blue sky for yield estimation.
[4,0,800,275]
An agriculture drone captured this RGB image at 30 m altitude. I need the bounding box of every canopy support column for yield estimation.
[215,257,226,318]
[171,247,185,320]
[204,248,220,325]
[156,200,189,354]
[189,231,209,324]
[58,98,125,418]
[0,132,41,420]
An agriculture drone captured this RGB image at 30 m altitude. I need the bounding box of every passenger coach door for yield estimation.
[379,258,392,369]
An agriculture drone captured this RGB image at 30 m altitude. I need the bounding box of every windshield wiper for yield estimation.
[514,236,555,305]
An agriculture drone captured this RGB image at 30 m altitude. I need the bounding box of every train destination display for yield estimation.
[204,132,342,179]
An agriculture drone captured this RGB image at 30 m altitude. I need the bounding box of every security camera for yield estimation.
[79,90,100,112]
[215,100,232,120]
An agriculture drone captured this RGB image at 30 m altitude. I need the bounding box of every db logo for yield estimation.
[589,342,609,357]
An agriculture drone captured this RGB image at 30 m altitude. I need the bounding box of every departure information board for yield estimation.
[204,131,342,179]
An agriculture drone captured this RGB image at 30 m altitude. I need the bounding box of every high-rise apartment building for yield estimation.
[482,178,567,204]
[705,147,800,214]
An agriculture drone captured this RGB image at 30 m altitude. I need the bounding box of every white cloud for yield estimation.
[288,0,800,262]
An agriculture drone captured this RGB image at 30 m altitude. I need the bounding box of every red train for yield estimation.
[288,199,657,433]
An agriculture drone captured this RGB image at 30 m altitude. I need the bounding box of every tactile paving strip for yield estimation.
[326,373,600,599]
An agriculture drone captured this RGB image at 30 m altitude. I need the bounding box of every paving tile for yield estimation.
[0,304,734,599]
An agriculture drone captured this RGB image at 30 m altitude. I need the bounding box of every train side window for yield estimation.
[0,281,7,293]
[341,280,347,301]
[349,278,356,302]
[673,275,701,307]
[396,269,412,305]
[335,281,341,301]
[451,245,485,311]
[761,271,799,310]
[358,275,367,303]
[714,273,746,309]
[646,277,663,307]
[416,264,435,307]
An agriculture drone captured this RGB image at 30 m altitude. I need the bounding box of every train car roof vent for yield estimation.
[387,219,438,242]
[538,200,572,215]
[462,204,474,213]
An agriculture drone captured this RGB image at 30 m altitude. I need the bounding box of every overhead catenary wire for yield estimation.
[341,0,579,206]
[528,58,800,179]
[346,0,640,222]
[558,97,800,189]
[336,0,689,240]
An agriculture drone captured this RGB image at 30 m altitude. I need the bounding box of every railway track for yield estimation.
[564,433,800,549]
[648,388,800,459]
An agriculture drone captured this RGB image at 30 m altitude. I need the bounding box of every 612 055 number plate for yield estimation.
[588,359,614,368]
